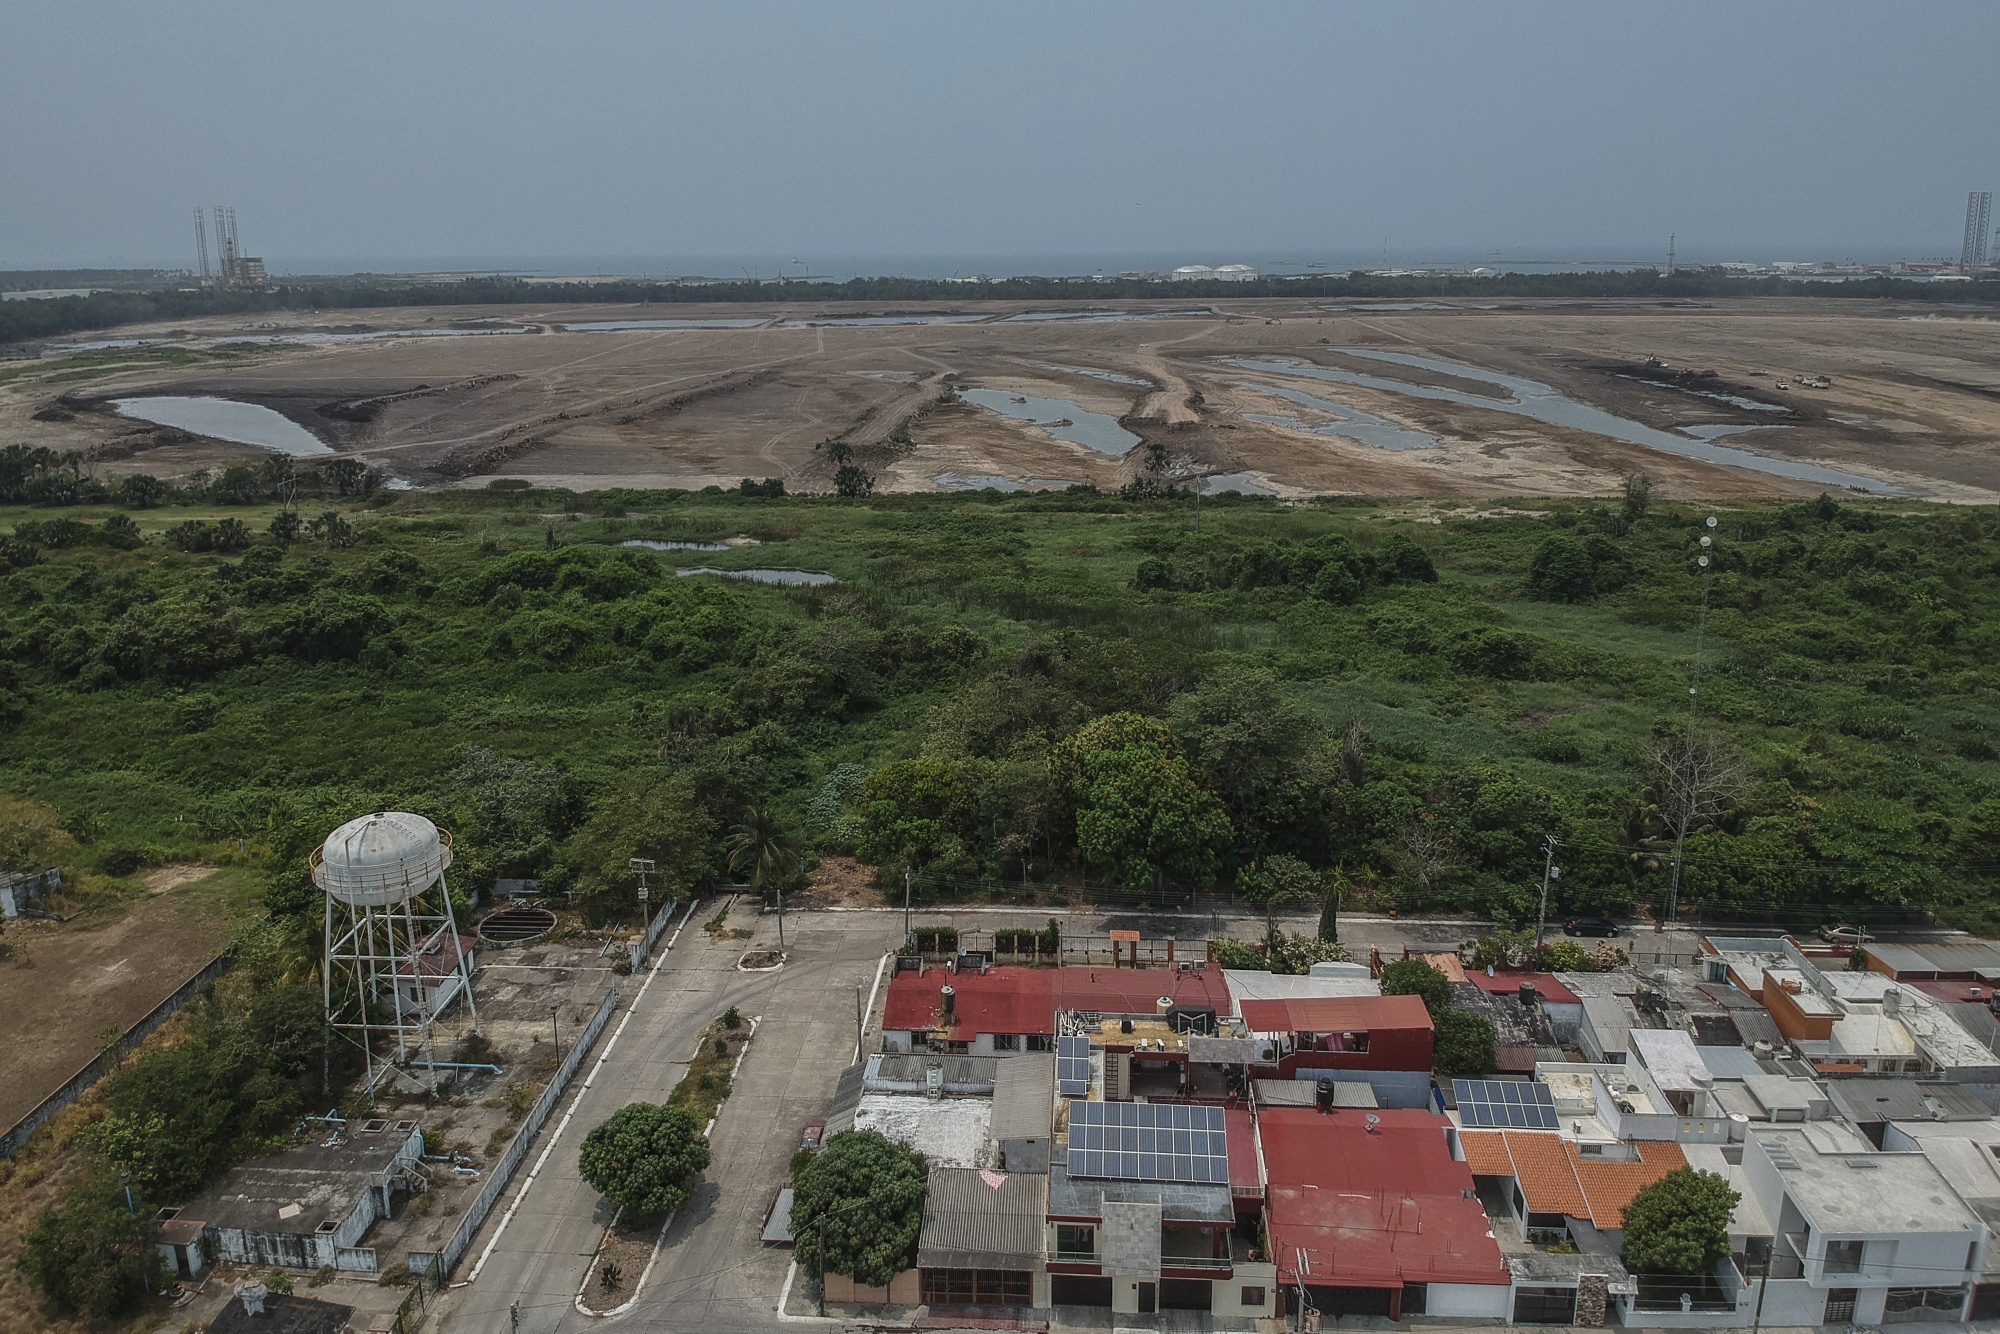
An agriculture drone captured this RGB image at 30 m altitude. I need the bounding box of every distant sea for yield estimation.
[213,250,1682,282]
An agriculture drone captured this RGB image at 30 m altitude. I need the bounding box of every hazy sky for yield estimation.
[5,0,1997,271]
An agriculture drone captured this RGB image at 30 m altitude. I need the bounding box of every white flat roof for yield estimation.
[1628,1029,1709,1092]
[1754,1129,1980,1235]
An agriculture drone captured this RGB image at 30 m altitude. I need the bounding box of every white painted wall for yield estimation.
[1213,1265,1277,1319]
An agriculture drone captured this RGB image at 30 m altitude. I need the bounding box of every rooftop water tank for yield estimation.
[312,811,451,907]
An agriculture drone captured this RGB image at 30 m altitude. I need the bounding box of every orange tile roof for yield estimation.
[1496,1132,1589,1219]
[1458,1130,1514,1176]
[1569,1139,1686,1228]
[1468,1133,1687,1228]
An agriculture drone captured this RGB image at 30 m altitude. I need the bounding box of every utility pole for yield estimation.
[1533,835,1562,951]
[855,985,864,1060]
[550,1005,561,1061]
[775,875,786,958]
[904,867,913,944]
[1662,516,1718,932]
[1750,1253,1770,1334]
[631,857,654,933]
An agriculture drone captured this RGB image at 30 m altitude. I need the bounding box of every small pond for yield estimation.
[779,314,988,328]
[1045,364,1153,387]
[933,473,1025,492]
[110,396,333,456]
[1224,353,1896,494]
[1237,381,1439,451]
[677,566,838,586]
[620,539,730,552]
[1199,472,1277,496]
[958,388,1139,456]
[1679,424,1789,441]
[563,318,768,331]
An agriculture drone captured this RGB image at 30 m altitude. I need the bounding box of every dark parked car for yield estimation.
[1563,917,1620,938]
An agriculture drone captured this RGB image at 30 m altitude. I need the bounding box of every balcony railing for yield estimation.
[1159,1254,1234,1271]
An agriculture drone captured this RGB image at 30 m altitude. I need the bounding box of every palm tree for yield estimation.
[725,805,801,954]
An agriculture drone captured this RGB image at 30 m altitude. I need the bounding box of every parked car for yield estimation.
[1818,923,1874,946]
[1563,916,1621,938]
[799,1118,826,1152]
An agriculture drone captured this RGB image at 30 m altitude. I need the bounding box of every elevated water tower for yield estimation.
[313,811,478,1092]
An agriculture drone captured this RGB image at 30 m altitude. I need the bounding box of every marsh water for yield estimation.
[1236,381,1439,451]
[959,389,1140,455]
[676,566,838,586]
[1225,352,1895,493]
[619,539,730,552]
[110,396,333,456]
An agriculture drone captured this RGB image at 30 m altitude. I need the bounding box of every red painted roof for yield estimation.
[1260,1107,1508,1288]
[1463,971,1581,1006]
[1226,1106,1260,1199]
[881,966,1233,1038]
[1239,994,1434,1035]
[392,932,476,981]
[1910,980,1999,1005]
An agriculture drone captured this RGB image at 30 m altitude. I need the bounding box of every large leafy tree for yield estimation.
[1380,958,1453,1019]
[1239,854,1325,942]
[1073,741,1233,893]
[790,1130,927,1287]
[1166,668,1330,856]
[578,1103,711,1217]
[855,757,981,877]
[561,771,715,924]
[17,1173,166,1319]
[1621,1168,1740,1274]
[1430,1008,1495,1077]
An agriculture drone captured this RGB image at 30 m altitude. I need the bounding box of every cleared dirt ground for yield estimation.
[0,877,234,1131]
[8,296,2000,501]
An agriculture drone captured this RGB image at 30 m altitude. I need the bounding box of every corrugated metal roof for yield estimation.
[990,1054,1054,1142]
[822,1061,865,1138]
[916,1167,1046,1270]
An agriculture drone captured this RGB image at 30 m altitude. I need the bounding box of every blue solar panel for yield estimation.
[1056,1036,1091,1096]
[1453,1078,1559,1130]
[1067,1101,1227,1183]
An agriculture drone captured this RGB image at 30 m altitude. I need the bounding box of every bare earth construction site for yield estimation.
[10,295,2000,501]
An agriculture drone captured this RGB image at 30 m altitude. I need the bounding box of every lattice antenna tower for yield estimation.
[213,204,240,280]
[1964,192,1993,267]
[313,811,479,1094]
[192,208,212,284]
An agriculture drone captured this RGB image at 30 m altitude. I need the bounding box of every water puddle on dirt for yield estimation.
[1003,309,1208,323]
[110,396,333,456]
[933,473,1025,491]
[779,314,988,327]
[959,389,1140,455]
[676,566,838,586]
[1224,353,1896,494]
[563,318,767,331]
[1199,472,1278,495]
[1045,364,1153,387]
[620,539,729,551]
[1237,382,1439,451]
[45,327,534,356]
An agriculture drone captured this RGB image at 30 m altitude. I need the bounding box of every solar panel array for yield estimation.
[1453,1079,1560,1130]
[1056,1036,1091,1096]
[1067,1101,1228,1183]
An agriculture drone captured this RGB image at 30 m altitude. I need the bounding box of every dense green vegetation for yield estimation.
[5,484,2000,933]
[2,267,1995,345]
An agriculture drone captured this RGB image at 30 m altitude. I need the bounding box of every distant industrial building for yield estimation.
[1964,191,1993,268]
[1169,263,1257,282]
[193,204,268,288]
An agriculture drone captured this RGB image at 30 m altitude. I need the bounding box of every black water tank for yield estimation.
[1316,1078,1336,1112]
[1519,981,1539,1007]
[940,984,956,1016]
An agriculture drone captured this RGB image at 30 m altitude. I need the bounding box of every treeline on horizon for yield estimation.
[4,267,1999,345]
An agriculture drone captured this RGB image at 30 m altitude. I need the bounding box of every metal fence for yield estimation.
[409,986,618,1278]
[0,948,234,1159]
[917,927,1210,968]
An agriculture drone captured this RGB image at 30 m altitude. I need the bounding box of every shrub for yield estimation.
[1380,958,1453,1018]
[16,1174,166,1319]
[1431,1008,1495,1076]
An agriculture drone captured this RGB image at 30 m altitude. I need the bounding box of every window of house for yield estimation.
[1026,1034,1054,1052]
[1240,1286,1267,1308]
[990,1033,1022,1052]
[1824,1289,1857,1323]
[920,1269,1031,1307]
[1825,1239,1864,1275]
[1055,1224,1096,1260]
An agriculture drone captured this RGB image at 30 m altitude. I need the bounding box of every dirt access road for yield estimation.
[0,872,234,1132]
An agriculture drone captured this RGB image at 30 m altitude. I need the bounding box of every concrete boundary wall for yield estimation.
[0,948,234,1159]
[408,986,618,1278]
[629,896,679,971]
